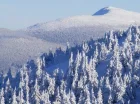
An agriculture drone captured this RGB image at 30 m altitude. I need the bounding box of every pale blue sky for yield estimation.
[1,0,140,30]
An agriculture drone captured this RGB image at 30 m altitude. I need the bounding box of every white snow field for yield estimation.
[0,6,140,74]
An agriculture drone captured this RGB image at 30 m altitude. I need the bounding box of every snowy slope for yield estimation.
[0,36,63,74]
[0,6,140,74]
[27,7,140,45]
[0,30,64,74]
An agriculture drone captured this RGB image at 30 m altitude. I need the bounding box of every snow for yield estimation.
[1,6,140,74]
[27,6,140,45]
[0,34,64,74]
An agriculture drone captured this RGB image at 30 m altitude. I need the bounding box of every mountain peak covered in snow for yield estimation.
[27,6,140,31]
[93,6,137,16]
[93,6,116,15]
[26,6,140,45]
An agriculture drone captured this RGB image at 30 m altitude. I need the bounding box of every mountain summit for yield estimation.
[27,6,140,45]
[93,6,116,15]
[93,6,140,16]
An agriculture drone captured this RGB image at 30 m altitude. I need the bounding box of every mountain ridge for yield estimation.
[27,6,140,31]
[93,6,140,16]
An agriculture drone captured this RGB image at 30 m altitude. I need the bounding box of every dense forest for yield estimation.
[0,26,140,104]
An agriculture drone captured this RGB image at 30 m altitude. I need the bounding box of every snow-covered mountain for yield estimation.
[27,6,140,45]
[0,6,140,74]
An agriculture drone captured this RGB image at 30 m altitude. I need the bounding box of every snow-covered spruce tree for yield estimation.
[97,88,103,104]
[18,87,25,104]
[25,71,30,104]
[34,78,41,104]
[102,76,111,103]
[4,78,13,104]
[0,88,5,104]
[41,90,51,104]
[12,88,17,104]
[69,90,76,104]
